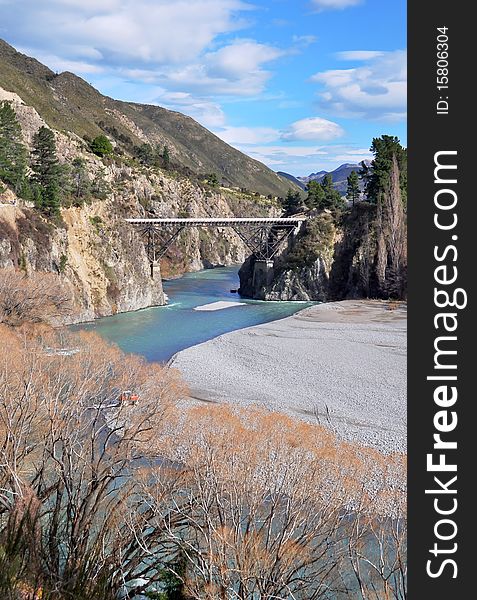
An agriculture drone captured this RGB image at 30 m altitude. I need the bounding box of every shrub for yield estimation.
[90,135,113,157]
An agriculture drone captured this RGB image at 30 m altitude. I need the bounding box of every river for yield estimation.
[74,266,314,363]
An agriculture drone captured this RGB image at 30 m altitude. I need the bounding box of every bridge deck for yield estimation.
[125,217,305,226]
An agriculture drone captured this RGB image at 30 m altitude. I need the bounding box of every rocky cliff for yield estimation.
[240,190,407,303]
[0,84,278,323]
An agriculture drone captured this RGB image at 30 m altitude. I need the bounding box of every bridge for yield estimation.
[125,217,306,277]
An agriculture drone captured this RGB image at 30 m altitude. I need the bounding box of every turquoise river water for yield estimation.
[74,266,313,363]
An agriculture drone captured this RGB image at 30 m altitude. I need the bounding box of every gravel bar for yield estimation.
[171,300,407,453]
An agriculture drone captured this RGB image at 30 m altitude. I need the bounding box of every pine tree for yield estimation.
[70,157,91,205]
[320,174,342,210]
[305,180,325,210]
[91,167,110,200]
[282,189,303,215]
[90,135,113,157]
[362,135,407,205]
[346,170,360,206]
[31,126,61,216]
[0,101,29,195]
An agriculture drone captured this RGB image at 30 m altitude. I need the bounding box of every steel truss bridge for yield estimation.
[125,217,306,275]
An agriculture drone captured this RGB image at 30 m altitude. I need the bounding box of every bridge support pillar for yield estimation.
[252,259,275,291]
[150,262,160,279]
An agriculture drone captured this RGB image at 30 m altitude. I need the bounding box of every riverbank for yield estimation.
[171,299,407,453]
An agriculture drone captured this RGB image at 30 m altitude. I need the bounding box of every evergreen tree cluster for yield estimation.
[346,170,360,206]
[135,143,171,169]
[360,135,407,206]
[0,102,29,198]
[0,101,111,217]
[305,174,343,212]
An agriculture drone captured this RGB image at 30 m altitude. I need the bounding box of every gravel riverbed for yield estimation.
[171,300,407,454]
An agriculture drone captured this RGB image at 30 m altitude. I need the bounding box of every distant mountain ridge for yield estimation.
[279,162,370,195]
[0,38,298,198]
[276,172,307,190]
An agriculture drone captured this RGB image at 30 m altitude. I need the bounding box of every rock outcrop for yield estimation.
[239,212,337,301]
[0,204,164,323]
[239,196,407,302]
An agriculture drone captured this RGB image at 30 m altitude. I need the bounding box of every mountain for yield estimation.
[0,39,297,198]
[298,170,328,185]
[276,171,306,191]
[297,163,369,195]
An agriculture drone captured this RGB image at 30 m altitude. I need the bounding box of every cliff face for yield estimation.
[0,86,277,323]
[0,204,165,323]
[238,213,337,301]
[239,190,407,303]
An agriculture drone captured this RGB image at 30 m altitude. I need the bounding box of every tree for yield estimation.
[305,176,342,212]
[90,134,113,157]
[31,126,61,216]
[282,188,303,215]
[346,170,360,206]
[137,143,155,166]
[305,180,325,210]
[0,101,29,196]
[146,405,406,600]
[205,172,219,187]
[0,326,186,599]
[320,173,342,210]
[361,135,407,205]
[0,269,72,326]
[91,167,111,200]
[70,157,91,204]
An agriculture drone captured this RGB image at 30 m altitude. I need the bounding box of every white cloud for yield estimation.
[336,50,384,61]
[155,91,227,128]
[332,147,373,162]
[292,35,318,47]
[160,39,285,97]
[215,126,280,145]
[311,50,407,120]
[281,117,344,142]
[17,47,105,75]
[206,40,282,80]
[0,0,252,66]
[311,0,363,11]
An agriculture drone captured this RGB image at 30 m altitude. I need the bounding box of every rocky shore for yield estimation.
[172,300,407,453]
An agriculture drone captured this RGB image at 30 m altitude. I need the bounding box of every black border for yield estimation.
[408,2,474,595]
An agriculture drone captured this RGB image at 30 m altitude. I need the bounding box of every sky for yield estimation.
[0,0,406,176]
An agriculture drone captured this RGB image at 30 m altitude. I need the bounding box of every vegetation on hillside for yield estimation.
[346,170,360,206]
[0,101,29,197]
[0,276,407,599]
[0,102,112,217]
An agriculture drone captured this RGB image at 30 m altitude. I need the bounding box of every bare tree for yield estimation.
[146,406,406,600]
[0,327,186,599]
[0,323,406,599]
[0,269,72,327]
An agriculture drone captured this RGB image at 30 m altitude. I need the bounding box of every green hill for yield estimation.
[0,38,296,197]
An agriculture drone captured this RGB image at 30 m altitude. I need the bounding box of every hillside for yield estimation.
[277,171,306,191]
[0,39,296,198]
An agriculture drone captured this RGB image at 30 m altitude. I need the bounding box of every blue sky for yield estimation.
[0,0,406,176]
